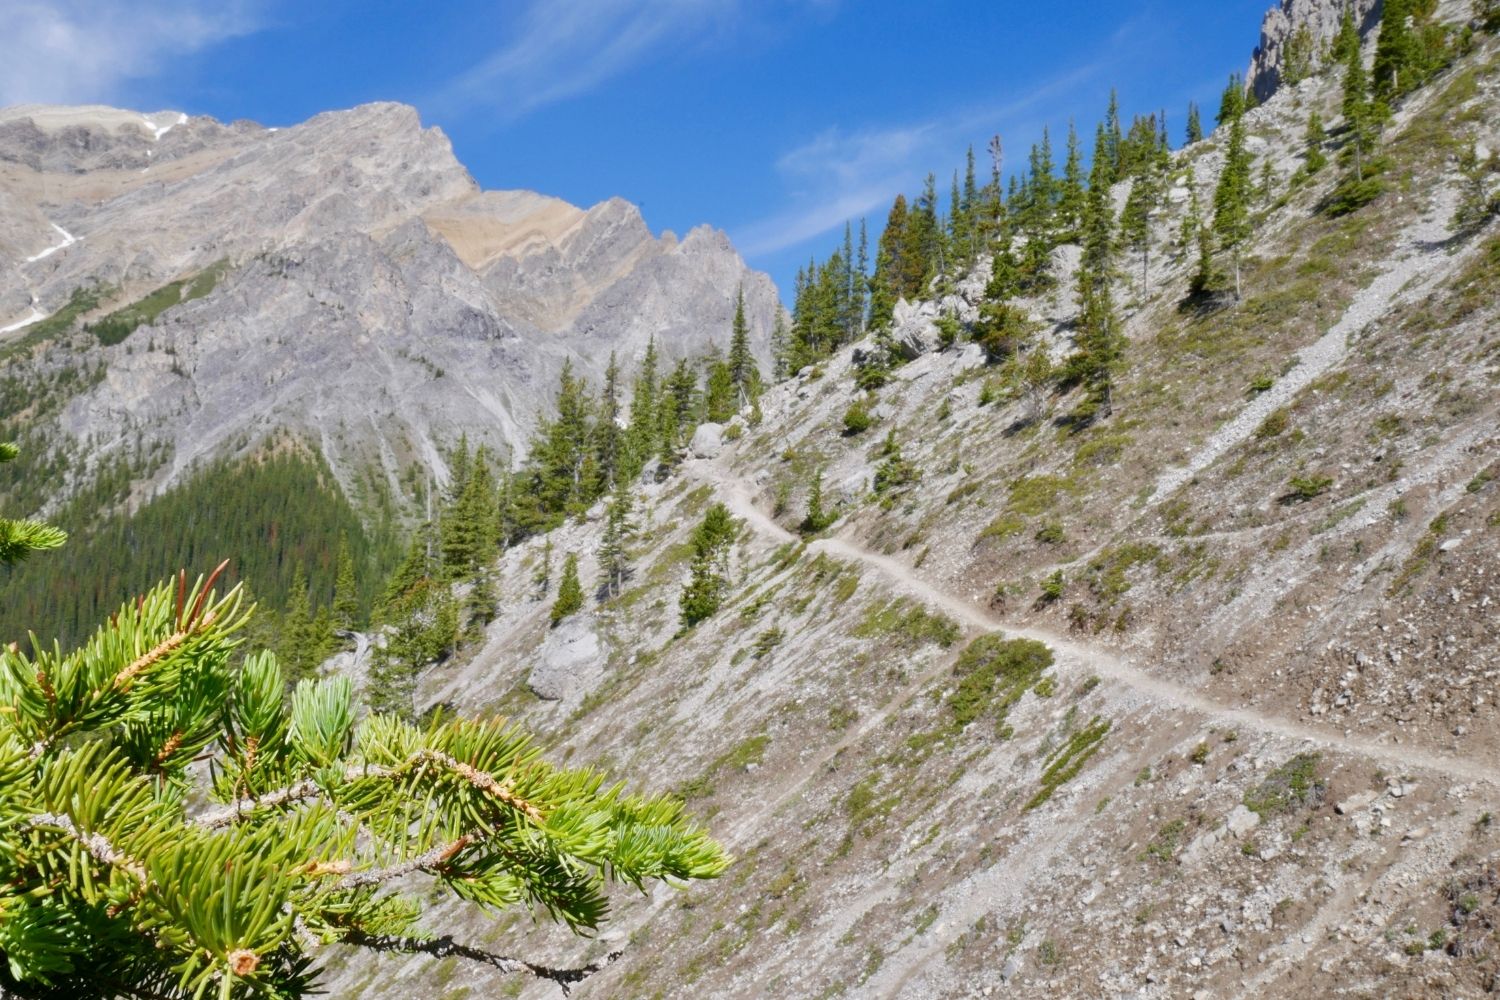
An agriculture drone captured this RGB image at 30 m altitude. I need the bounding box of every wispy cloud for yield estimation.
[733,64,1098,258]
[436,0,835,119]
[0,0,261,107]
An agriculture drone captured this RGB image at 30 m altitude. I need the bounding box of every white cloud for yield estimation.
[437,0,834,119]
[733,65,1099,259]
[0,0,260,107]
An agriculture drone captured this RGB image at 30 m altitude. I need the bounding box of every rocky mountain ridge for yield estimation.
[301,12,1499,998]
[0,101,781,501]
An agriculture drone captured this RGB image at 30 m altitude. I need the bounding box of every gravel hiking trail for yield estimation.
[691,461,1500,790]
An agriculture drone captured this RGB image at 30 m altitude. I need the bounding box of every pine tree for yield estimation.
[1213,114,1255,300]
[1104,88,1123,175]
[1282,23,1318,86]
[1119,168,1159,298]
[1331,8,1361,64]
[727,287,759,407]
[1068,124,1127,421]
[597,483,636,599]
[770,311,791,380]
[1303,109,1328,175]
[702,356,735,425]
[660,357,698,457]
[379,535,431,622]
[1186,102,1204,144]
[626,336,661,478]
[1341,38,1377,181]
[280,564,316,682]
[1217,73,1247,127]
[874,194,911,304]
[0,564,725,998]
[679,503,736,628]
[597,351,624,490]
[907,174,941,292]
[551,552,583,626]
[840,222,859,339]
[0,443,66,564]
[800,466,837,534]
[855,217,871,330]
[1372,0,1415,101]
[332,538,359,632]
[961,147,980,265]
[1057,122,1087,238]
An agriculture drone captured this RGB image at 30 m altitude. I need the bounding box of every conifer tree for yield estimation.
[948,172,968,268]
[679,502,736,628]
[727,287,759,407]
[0,559,726,998]
[856,217,871,330]
[800,467,837,535]
[1282,23,1318,86]
[1104,89,1124,174]
[1331,8,1361,63]
[0,443,66,563]
[1303,109,1328,175]
[1372,0,1415,101]
[527,361,599,525]
[1217,74,1247,127]
[907,174,942,292]
[281,564,317,681]
[627,336,661,477]
[597,351,624,489]
[703,354,735,425]
[770,311,791,380]
[1213,114,1255,300]
[1186,102,1204,144]
[1341,38,1377,181]
[961,147,981,265]
[874,194,911,306]
[840,223,860,338]
[1119,168,1159,297]
[551,552,583,626]
[660,358,698,457]
[597,483,636,599]
[1069,125,1127,420]
[332,538,359,632]
[1058,122,1087,238]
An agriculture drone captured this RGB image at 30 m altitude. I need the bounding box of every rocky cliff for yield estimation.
[0,102,781,499]
[1247,0,1383,101]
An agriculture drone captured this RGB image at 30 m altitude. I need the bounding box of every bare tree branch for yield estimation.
[343,932,623,997]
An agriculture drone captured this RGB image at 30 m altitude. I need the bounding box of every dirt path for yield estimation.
[1151,189,1464,501]
[692,461,1500,790]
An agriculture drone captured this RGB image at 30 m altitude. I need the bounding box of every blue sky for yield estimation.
[1,0,1273,298]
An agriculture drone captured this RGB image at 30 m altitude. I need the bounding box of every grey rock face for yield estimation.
[0,101,782,500]
[527,614,605,702]
[1246,0,1382,103]
[690,423,724,460]
[890,297,942,360]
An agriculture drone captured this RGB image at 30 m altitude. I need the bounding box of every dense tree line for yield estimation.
[0,447,396,650]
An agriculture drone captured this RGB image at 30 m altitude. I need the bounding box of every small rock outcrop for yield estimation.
[527,614,606,702]
[1247,0,1383,103]
[690,423,725,459]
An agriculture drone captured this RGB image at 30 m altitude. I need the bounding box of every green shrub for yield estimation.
[1243,753,1324,818]
[1287,474,1334,501]
[842,399,875,435]
[1255,408,1290,439]
[1039,570,1066,603]
[1324,176,1385,216]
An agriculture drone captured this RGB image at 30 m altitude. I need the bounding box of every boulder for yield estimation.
[527,614,606,702]
[1226,805,1261,839]
[891,298,942,360]
[690,422,724,459]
